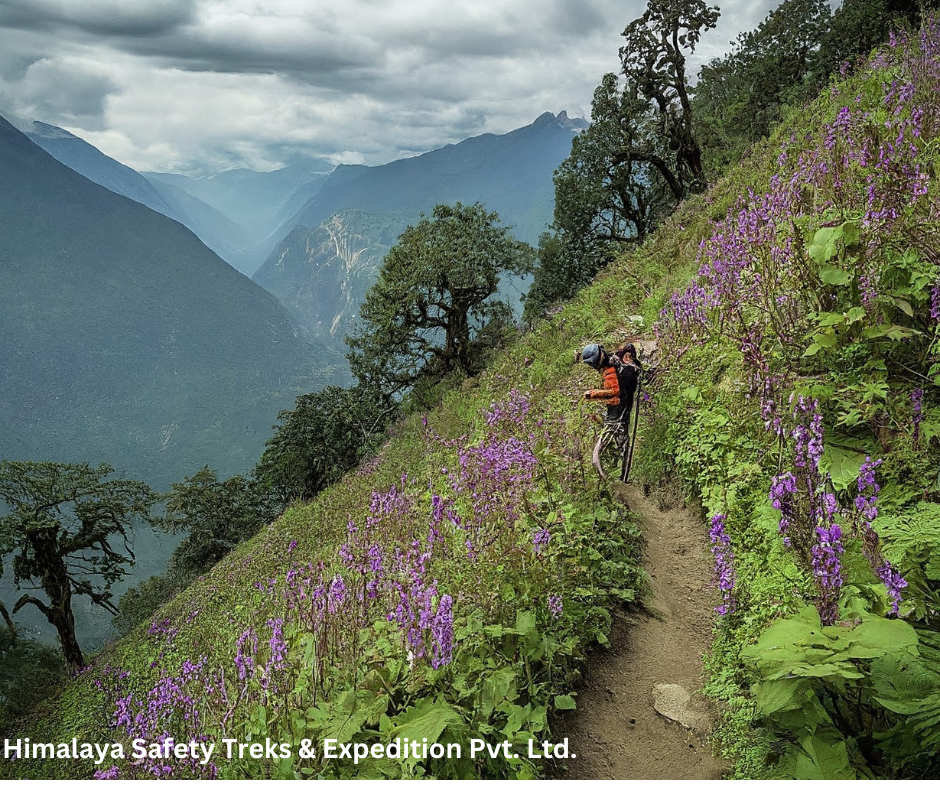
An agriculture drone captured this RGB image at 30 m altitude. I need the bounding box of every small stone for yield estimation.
[652,683,710,733]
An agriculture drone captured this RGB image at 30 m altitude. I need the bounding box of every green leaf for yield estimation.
[819,266,853,286]
[845,306,867,323]
[553,694,577,710]
[819,444,867,491]
[803,343,822,357]
[841,220,860,248]
[808,225,843,264]
[862,324,920,341]
[514,610,537,637]
[753,678,811,715]
[386,699,465,745]
[894,298,914,316]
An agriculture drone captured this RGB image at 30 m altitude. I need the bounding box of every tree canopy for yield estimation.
[255,385,395,506]
[526,0,717,317]
[345,202,534,401]
[0,461,158,670]
[161,467,280,577]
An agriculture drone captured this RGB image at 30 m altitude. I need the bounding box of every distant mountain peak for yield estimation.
[4,114,77,140]
[531,111,588,131]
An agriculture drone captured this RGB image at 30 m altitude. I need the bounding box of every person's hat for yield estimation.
[582,343,603,369]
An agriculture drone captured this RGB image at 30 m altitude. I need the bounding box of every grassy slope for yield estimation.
[8,26,940,781]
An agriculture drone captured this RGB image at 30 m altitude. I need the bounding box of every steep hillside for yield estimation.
[13,118,263,276]
[0,113,332,488]
[14,118,183,222]
[254,210,411,352]
[6,26,940,781]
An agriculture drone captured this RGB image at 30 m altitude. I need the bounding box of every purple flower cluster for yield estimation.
[96,658,218,779]
[532,527,551,554]
[853,457,907,615]
[912,388,923,442]
[811,523,845,626]
[485,388,531,426]
[709,514,737,616]
[770,472,798,542]
[659,26,940,408]
[791,395,824,471]
[547,595,563,620]
[430,595,454,669]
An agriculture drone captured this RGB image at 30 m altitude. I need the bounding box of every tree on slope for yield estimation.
[345,203,534,403]
[0,461,158,671]
[256,385,396,506]
[619,0,719,195]
[526,0,718,316]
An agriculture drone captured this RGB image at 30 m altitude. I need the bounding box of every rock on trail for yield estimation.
[556,484,726,780]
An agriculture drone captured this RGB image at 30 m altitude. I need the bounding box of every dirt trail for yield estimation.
[557,484,726,780]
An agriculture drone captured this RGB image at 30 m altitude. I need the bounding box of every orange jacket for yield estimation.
[584,365,621,406]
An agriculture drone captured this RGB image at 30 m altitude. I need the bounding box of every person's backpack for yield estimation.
[612,356,639,402]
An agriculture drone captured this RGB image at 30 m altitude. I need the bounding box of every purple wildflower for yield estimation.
[769,472,797,535]
[532,528,551,554]
[547,595,563,620]
[328,575,347,612]
[878,562,908,616]
[709,514,736,616]
[431,595,454,669]
[811,523,844,625]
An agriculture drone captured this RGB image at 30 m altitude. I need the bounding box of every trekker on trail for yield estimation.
[581,343,640,429]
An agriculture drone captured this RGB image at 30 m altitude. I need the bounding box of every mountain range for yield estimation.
[251,111,586,350]
[0,113,334,488]
[11,110,585,358]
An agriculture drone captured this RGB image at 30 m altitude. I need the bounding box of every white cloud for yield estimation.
[0,0,780,173]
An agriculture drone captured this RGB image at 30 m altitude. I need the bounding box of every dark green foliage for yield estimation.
[161,467,281,577]
[522,233,577,322]
[0,461,159,670]
[694,0,832,173]
[527,0,716,316]
[0,629,66,733]
[345,203,534,402]
[256,385,396,506]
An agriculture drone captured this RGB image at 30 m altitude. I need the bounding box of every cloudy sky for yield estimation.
[0,0,779,174]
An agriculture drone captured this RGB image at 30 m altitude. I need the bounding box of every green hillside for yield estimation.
[4,20,940,781]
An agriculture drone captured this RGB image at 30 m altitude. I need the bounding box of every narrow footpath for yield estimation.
[557,484,727,779]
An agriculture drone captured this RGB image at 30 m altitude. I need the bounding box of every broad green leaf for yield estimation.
[841,220,860,248]
[819,444,867,491]
[845,306,867,323]
[803,343,822,357]
[753,678,810,715]
[819,266,853,286]
[816,311,845,327]
[514,610,537,637]
[387,699,465,744]
[808,225,843,264]
[553,694,577,710]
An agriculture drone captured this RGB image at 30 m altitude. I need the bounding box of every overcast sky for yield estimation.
[0,0,779,175]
